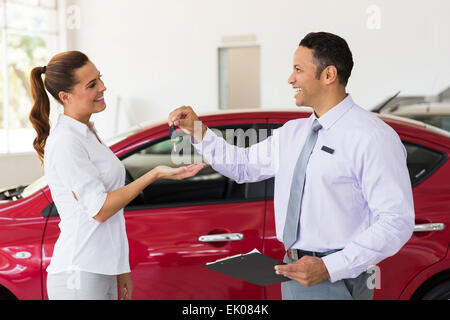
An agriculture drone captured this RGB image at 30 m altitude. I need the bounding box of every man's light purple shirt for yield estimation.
[192,94,415,282]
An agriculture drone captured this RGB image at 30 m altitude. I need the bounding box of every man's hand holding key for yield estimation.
[168,105,207,143]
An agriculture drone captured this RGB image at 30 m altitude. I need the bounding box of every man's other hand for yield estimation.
[275,255,330,287]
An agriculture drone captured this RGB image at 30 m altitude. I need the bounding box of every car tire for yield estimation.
[422,280,450,300]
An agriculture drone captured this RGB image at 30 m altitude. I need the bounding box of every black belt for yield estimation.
[287,248,342,261]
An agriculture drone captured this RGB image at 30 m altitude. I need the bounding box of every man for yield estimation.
[168,32,414,300]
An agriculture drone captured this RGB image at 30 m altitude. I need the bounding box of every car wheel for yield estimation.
[422,280,450,300]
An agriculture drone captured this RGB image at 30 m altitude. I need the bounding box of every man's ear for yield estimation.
[58,91,70,105]
[322,65,338,85]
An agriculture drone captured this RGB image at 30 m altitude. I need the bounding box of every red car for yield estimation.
[0,109,449,300]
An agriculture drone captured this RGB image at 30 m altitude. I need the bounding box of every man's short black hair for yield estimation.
[299,32,353,86]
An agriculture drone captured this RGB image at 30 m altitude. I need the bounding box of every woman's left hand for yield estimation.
[156,163,206,180]
[117,273,133,300]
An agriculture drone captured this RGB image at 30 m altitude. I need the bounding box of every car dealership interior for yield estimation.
[0,0,449,303]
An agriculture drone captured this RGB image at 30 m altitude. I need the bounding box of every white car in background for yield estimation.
[373,87,450,131]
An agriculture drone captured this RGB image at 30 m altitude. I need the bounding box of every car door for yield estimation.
[121,120,270,299]
[374,136,450,299]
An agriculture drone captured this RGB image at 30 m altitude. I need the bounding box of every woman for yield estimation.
[29,51,205,300]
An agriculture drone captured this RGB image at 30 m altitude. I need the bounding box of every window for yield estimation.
[0,0,60,153]
[404,142,447,187]
[121,124,269,208]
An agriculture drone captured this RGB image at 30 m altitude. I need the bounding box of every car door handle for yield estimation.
[414,223,445,232]
[198,233,244,242]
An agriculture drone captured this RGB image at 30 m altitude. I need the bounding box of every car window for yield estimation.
[122,124,270,208]
[404,142,447,186]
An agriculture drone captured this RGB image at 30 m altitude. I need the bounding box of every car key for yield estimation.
[169,125,183,152]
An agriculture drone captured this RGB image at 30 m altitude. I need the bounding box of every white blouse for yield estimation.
[44,113,130,275]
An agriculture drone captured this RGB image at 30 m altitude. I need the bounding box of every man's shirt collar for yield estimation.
[312,94,354,130]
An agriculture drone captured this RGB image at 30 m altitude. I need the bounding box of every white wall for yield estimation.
[65,0,450,139]
[3,0,450,189]
[0,153,43,189]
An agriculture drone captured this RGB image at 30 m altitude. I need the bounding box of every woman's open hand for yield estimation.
[156,163,206,180]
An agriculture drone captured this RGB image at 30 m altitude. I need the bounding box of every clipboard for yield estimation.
[204,249,290,286]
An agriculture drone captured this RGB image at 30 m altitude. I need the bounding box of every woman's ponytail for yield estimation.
[29,66,50,166]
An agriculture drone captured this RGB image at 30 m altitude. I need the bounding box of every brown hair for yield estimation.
[29,51,89,165]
